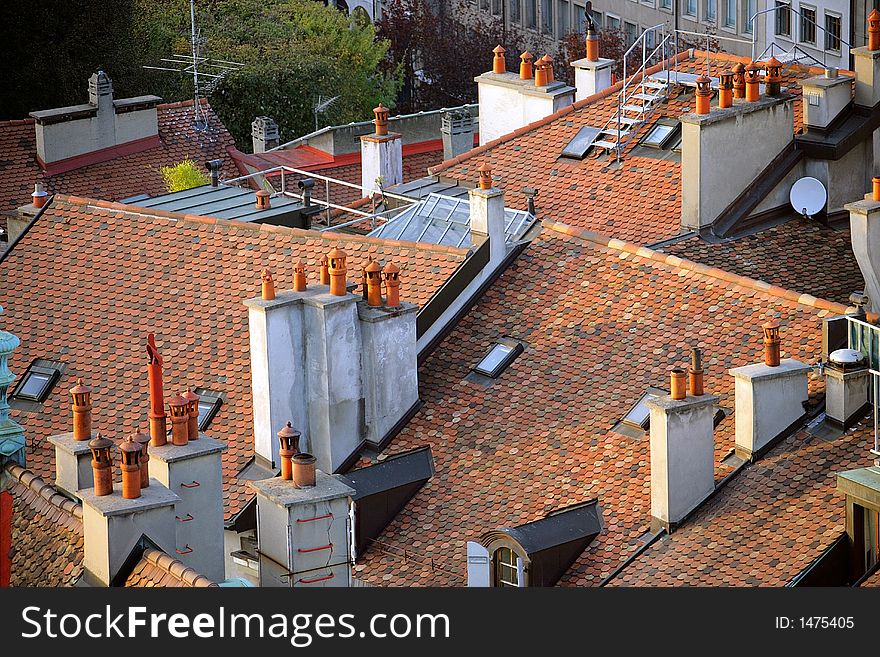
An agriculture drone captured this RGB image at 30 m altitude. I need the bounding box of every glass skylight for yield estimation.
[473,340,524,378]
[13,364,61,403]
[640,119,681,150]
[195,389,223,430]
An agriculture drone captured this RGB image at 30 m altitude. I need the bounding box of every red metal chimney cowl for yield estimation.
[146,333,167,447]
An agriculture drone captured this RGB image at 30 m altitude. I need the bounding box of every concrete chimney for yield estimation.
[570,28,614,102]
[441,109,475,160]
[361,104,402,196]
[845,194,880,312]
[148,434,227,582]
[799,70,853,131]
[852,11,880,109]
[30,71,161,172]
[825,349,870,428]
[680,93,794,231]
[252,116,280,153]
[79,453,180,586]
[729,323,810,460]
[469,164,507,265]
[245,256,419,473]
[647,369,718,531]
[476,46,574,145]
[249,471,354,587]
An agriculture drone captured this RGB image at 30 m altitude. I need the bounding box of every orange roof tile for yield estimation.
[353,221,846,586]
[1,195,469,522]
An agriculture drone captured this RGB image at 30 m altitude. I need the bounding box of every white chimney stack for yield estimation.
[570,28,614,102]
[476,46,574,146]
[647,368,717,531]
[361,104,403,196]
[469,163,507,265]
[824,349,870,428]
[252,116,280,153]
[729,321,809,460]
[845,193,880,312]
[799,71,853,131]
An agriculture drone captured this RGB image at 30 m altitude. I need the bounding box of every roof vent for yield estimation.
[827,348,868,373]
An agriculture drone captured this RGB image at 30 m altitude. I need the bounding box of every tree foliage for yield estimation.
[1,0,398,146]
[159,159,211,192]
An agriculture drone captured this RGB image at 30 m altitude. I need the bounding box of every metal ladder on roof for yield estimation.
[594,24,675,159]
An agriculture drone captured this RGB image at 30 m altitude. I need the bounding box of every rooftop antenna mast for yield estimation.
[313,95,339,132]
[143,0,244,131]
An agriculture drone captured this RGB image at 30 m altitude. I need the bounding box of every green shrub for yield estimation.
[159,159,211,193]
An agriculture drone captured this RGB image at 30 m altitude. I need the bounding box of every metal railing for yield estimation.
[846,315,880,464]
[749,6,851,67]
[870,370,880,465]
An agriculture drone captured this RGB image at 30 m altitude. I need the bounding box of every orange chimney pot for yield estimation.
[364,260,383,306]
[31,183,48,209]
[328,247,348,296]
[870,9,880,51]
[89,434,114,497]
[319,256,330,285]
[255,189,271,210]
[183,388,200,440]
[695,74,712,115]
[519,51,534,80]
[131,430,151,489]
[478,163,493,190]
[762,320,781,367]
[261,268,276,301]
[745,61,761,102]
[293,260,307,292]
[492,45,506,74]
[168,393,190,446]
[718,71,734,109]
[873,176,880,202]
[292,452,317,488]
[146,333,167,447]
[670,368,687,401]
[382,261,401,307]
[586,28,599,62]
[277,422,301,481]
[70,378,92,441]
[732,63,746,99]
[543,55,554,83]
[119,436,143,500]
[688,348,704,396]
[764,57,782,96]
[373,103,390,136]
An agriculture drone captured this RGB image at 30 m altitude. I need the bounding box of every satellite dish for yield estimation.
[789,177,827,218]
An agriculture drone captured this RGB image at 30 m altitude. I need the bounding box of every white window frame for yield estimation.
[800,4,817,45]
[723,0,736,30]
[606,12,621,30]
[824,11,842,52]
[684,0,697,17]
[774,0,791,39]
[705,0,717,23]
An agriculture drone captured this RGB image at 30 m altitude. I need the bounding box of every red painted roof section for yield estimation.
[429,52,832,244]
[0,195,468,522]
[353,220,846,586]
[0,99,237,213]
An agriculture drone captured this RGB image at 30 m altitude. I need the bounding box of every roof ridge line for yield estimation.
[142,548,217,587]
[428,49,694,176]
[0,118,35,128]
[542,220,851,315]
[49,194,471,257]
[3,462,84,520]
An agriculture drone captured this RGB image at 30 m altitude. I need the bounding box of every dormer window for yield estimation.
[493,546,523,587]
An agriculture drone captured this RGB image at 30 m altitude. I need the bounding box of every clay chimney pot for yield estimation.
[382,261,401,307]
[869,10,880,51]
[478,163,493,190]
[70,377,92,441]
[520,51,534,80]
[183,388,200,440]
[277,422,302,481]
[89,433,114,497]
[492,45,506,74]
[261,268,276,301]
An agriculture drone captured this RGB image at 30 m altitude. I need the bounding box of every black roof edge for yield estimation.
[339,446,435,501]
[110,534,163,587]
[0,194,54,266]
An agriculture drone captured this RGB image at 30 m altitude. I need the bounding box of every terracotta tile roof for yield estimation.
[430,52,827,244]
[124,548,217,587]
[4,463,83,587]
[352,220,847,587]
[0,99,237,213]
[609,421,874,587]
[861,568,880,587]
[0,195,468,522]
[659,219,864,306]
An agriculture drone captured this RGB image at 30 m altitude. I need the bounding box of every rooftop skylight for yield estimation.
[640,118,681,150]
[560,126,602,160]
[473,339,524,378]
[12,361,62,403]
[195,388,224,431]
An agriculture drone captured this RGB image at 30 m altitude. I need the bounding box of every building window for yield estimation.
[706,0,716,21]
[558,0,570,34]
[12,362,62,403]
[541,0,553,33]
[800,6,817,44]
[743,0,756,33]
[684,0,697,17]
[606,13,620,30]
[525,0,537,28]
[195,388,224,431]
[509,0,521,23]
[724,0,735,27]
[473,339,524,378]
[775,1,791,36]
[492,0,502,14]
[493,547,521,587]
[591,9,602,28]
[574,3,586,31]
[625,21,638,45]
[825,13,841,51]
[480,0,489,10]
[660,0,672,8]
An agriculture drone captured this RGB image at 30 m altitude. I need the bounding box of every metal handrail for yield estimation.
[870,370,880,464]
[749,6,851,66]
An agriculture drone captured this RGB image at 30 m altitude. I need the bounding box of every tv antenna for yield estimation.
[789,176,827,220]
[313,95,339,132]
[143,0,244,131]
